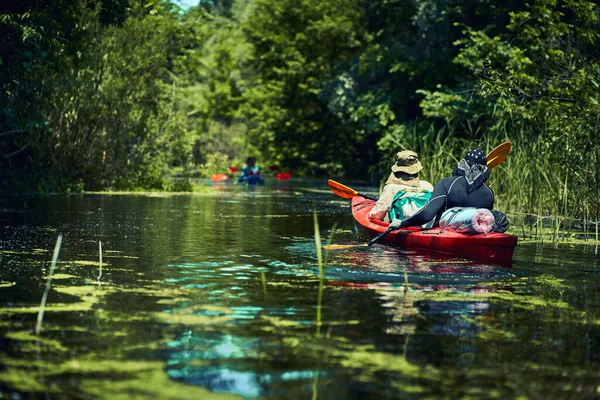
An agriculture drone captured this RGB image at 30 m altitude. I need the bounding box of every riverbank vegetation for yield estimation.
[1,0,598,228]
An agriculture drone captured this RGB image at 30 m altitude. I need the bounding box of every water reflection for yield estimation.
[160,233,523,397]
[1,184,600,399]
[166,331,322,398]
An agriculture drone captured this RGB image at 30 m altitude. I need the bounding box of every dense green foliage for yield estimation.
[1,0,598,223]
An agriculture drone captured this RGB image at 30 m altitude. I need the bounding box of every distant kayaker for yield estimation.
[242,157,260,176]
[238,157,264,184]
[389,148,494,230]
[369,150,434,222]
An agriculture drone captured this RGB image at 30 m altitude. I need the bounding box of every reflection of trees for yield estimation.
[134,189,288,269]
[379,285,419,337]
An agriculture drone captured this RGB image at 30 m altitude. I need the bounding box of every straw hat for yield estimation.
[391,150,422,174]
[386,172,419,187]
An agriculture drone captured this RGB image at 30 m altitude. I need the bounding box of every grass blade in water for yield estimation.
[35,234,63,335]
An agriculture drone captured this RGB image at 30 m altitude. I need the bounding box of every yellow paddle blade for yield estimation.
[327,179,358,199]
[487,141,511,169]
[323,243,369,250]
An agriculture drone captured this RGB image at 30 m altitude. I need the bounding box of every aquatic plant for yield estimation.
[97,240,103,285]
[313,208,338,336]
[35,235,62,335]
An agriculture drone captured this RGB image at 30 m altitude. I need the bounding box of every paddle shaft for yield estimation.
[368,227,393,246]
[359,193,378,201]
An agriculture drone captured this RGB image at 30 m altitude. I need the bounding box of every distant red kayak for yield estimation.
[211,174,229,182]
[276,172,291,180]
[352,196,518,265]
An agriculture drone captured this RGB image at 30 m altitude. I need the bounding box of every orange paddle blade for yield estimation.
[487,141,511,169]
[327,179,358,199]
[323,243,368,250]
[211,174,229,182]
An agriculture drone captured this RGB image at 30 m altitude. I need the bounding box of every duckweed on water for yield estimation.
[0,273,241,397]
[103,255,139,259]
[0,248,50,256]
[259,315,361,334]
[418,289,571,310]
[0,365,49,392]
[153,311,233,326]
[530,274,570,289]
[5,331,68,352]
[0,281,197,317]
[58,260,109,267]
[282,335,440,385]
[0,303,95,314]
[474,319,517,341]
[45,273,78,280]
[78,366,240,400]
[0,356,240,399]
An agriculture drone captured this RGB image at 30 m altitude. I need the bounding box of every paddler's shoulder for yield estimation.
[435,175,462,188]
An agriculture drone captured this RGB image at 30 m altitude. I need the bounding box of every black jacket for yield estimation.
[402,175,494,227]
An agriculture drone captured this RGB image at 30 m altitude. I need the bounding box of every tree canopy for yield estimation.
[1,0,598,219]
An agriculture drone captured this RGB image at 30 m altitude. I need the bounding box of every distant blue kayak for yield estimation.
[238,175,264,184]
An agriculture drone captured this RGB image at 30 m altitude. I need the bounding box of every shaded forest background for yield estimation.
[1,0,599,223]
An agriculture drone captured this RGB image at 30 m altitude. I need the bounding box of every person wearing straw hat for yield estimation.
[388,148,495,230]
[369,150,434,221]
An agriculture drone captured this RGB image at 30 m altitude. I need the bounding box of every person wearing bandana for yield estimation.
[389,148,494,230]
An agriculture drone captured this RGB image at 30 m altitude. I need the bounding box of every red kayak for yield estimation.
[352,196,518,265]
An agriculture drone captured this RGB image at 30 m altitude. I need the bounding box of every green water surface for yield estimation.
[0,181,599,399]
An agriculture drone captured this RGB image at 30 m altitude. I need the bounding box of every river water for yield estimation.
[0,181,599,399]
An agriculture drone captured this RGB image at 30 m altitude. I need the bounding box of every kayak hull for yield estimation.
[352,196,518,265]
[238,175,264,184]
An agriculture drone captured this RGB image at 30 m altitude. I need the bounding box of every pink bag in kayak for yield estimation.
[439,207,495,234]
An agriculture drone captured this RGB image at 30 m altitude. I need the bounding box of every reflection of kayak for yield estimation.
[352,196,518,265]
[238,175,264,184]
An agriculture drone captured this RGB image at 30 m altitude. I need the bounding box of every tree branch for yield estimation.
[0,129,28,138]
[2,141,31,158]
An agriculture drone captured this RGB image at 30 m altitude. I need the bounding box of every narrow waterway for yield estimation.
[1,181,599,399]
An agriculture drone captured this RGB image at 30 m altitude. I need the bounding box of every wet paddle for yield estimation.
[322,243,368,250]
[327,180,378,201]
[367,227,394,246]
[366,141,512,246]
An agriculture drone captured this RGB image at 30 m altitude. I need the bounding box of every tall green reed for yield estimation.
[35,235,63,335]
[97,240,103,285]
[313,209,336,336]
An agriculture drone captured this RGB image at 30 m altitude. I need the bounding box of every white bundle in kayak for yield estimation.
[439,207,496,234]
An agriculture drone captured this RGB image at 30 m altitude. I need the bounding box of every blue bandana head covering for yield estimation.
[453,149,489,193]
[465,149,487,166]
